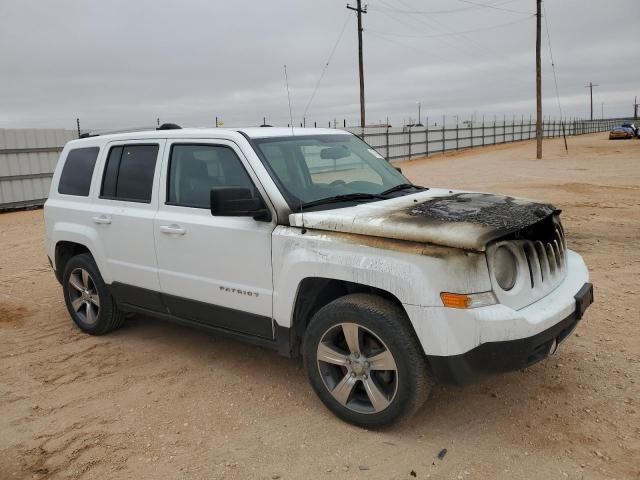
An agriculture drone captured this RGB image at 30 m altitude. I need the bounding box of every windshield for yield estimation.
[253,134,412,209]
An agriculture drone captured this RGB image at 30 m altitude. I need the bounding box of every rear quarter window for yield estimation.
[57,147,100,196]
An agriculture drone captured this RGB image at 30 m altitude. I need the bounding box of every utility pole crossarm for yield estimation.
[347,1,367,128]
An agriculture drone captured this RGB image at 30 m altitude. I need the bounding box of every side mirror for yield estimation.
[210,187,271,221]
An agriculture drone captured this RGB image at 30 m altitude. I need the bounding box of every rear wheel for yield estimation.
[62,253,124,335]
[303,293,432,428]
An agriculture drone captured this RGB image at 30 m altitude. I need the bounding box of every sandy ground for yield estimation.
[0,133,639,480]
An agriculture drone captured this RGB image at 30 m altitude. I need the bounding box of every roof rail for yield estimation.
[76,123,183,138]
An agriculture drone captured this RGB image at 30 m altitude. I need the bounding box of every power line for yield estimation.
[370,0,535,94]
[367,15,534,39]
[368,0,526,15]
[371,0,477,59]
[375,0,512,59]
[302,14,351,119]
[455,0,533,14]
[365,30,451,63]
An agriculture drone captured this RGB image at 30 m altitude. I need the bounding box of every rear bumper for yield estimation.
[428,282,593,385]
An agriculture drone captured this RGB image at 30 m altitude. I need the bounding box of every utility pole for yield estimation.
[634,96,638,120]
[584,82,599,121]
[535,0,542,159]
[418,102,421,125]
[347,1,367,128]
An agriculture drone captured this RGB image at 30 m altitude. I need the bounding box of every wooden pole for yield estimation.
[347,1,367,128]
[536,0,542,159]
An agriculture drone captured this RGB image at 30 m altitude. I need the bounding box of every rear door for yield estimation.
[153,139,275,338]
[91,139,165,307]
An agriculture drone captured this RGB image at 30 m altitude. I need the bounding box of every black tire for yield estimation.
[302,293,432,428]
[62,253,125,335]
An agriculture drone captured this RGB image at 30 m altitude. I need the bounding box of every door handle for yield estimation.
[92,215,112,225]
[159,224,186,235]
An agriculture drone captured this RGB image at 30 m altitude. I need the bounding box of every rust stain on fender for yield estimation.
[308,230,462,258]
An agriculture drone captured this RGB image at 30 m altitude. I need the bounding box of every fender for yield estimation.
[272,226,492,330]
[50,221,113,283]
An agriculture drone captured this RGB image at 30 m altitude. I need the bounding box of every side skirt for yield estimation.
[120,303,281,352]
[107,282,295,357]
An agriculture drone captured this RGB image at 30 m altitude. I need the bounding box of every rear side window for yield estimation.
[58,147,100,196]
[101,144,159,203]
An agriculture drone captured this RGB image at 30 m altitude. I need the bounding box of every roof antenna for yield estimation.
[284,64,294,136]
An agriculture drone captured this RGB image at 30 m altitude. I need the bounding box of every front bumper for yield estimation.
[428,282,593,385]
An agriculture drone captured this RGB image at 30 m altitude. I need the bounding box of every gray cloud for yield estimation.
[0,0,638,129]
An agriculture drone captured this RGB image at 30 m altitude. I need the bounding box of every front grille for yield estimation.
[520,223,567,289]
[488,219,569,310]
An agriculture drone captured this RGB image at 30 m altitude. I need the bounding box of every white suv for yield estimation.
[44,126,593,427]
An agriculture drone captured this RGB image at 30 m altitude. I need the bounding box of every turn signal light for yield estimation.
[440,292,471,309]
[440,291,497,309]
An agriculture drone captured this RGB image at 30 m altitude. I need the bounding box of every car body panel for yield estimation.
[289,190,556,252]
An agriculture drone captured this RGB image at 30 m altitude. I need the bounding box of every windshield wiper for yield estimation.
[301,193,387,209]
[380,183,426,196]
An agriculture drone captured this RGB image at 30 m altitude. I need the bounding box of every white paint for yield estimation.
[45,128,592,362]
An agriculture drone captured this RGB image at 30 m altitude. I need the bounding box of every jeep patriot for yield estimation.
[44,126,593,427]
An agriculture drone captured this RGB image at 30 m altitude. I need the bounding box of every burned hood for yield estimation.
[289,189,557,251]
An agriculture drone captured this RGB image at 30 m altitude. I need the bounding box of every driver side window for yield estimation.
[167,144,254,209]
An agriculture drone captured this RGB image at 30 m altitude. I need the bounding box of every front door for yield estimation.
[153,140,275,338]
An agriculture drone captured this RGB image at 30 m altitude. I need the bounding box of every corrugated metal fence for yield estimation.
[0,129,76,210]
[0,118,631,211]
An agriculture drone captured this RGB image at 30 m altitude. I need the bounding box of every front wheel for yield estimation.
[303,294,432,428]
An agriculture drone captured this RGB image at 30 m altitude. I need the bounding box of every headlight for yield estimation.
[493,246,518,291]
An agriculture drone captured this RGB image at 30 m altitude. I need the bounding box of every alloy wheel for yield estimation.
[316,322,398,414]
[67,267,100,325]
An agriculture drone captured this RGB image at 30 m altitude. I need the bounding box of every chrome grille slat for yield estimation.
[534,241,550,281]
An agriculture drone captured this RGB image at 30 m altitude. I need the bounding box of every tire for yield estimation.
[302,293,432,428]
[62,253,125,335]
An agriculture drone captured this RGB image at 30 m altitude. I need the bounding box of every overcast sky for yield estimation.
[1,0,638,130]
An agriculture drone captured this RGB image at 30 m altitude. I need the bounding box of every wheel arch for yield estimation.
[54,241,94,283]
[49,221,112,283]
[285,277,410,357]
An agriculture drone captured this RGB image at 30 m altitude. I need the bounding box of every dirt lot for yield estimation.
[1,133,639,480]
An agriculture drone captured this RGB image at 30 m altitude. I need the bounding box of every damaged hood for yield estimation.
[289,189,557,251]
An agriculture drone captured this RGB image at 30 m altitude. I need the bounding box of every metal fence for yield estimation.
[0,118,631,211]
[0,129,76,210]
[346,118,626,162]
